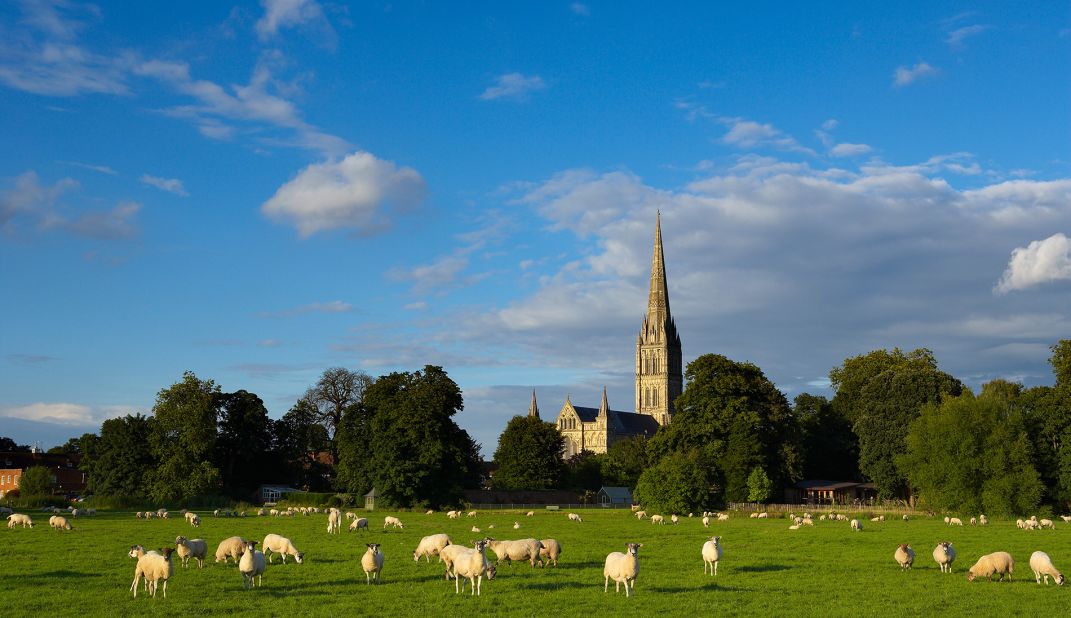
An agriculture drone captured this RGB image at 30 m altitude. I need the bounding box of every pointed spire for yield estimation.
[598,386,609,418]
[528,389,540,419]
[647,210,671,326]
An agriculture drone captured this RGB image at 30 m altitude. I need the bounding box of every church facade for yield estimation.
[550,214,683,456]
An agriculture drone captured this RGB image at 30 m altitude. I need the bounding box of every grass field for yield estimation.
[2,508,1069,616]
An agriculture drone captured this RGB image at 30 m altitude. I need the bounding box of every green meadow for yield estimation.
[2,508,1068,617]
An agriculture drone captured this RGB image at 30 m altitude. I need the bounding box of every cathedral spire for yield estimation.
[528,389,540,419]
[647,210,671,324]
[598,386,609,419]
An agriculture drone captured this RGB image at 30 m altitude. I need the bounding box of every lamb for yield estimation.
[526,511,535,517]
[471,526,481,533]
[944,516,951,524]
[453,540,494,595]
[1029,551,1065,585]
[383,515,404,529]
[948,517,964,526]
[970,517,977,526]
[894,544,915,569]
[262,533,305,564]
[933,542,957,573]
[1061,515,1071,523]
[604,542,641,597]
[635,511,647,520]
[346,511,357,520]
[651,515,665,525]
[413,533,452,562]
[567,512,583,522]
[486,538,544,567]
[446,510,459,519]
[538,539,561,567]
[670,514,679,525]
[717,513,730,521]
[702,536,723,576]
[788,524,800,530]
[702,516,710,528]
[426,509,435,515]
[7,513,33,528]
[979,514,988,526]
[130,546,174,598]
[362,543,385,584]
[902,514,909,521]
[467,511,478,517]
[215,536,249,564]
[327,509,341,534]
[967,551,1014,582]
[349,517,368,532]
[187,514,201,527]
[174,536,208,568]
[239,541,267,589]
[850,519,862,532]
[1039,518,1056,530]
[802,517,815,526]
[757,512,769,519]
[48,515,72,530]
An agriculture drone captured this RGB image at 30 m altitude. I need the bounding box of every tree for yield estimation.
[1020,340,1071,508]
[80,415,155,497]
[18,466,55,497]
[561,451,604,492]
[146,371,221,503]
[601,436,648,487]
[273,398,332,491]
[647,354,801,503]
[794,393,859,480]
[47,437,83,454]
[747,467,774,503]
[491,415,564,490]
[215,390,273,498]
[633,449,714,513]
[829,348,962,499]
[899,391,1042,515]
[0,437,30,452]
[303,367,373,440]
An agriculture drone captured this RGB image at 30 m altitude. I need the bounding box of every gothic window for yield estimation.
[654,389,658,406]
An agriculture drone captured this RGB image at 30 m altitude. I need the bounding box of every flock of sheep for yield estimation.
[4,503,1070,600]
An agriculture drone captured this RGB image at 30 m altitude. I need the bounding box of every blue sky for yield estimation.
[2,1,1070,456]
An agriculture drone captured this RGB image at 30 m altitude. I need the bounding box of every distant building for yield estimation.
[260,484,304,504]
[0,450,86,498]
[597,486,634,506]
[552,213,682,455]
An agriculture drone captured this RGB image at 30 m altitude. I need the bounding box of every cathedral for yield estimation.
[537,213,683,456]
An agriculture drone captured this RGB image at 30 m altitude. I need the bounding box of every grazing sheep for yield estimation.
[130,546,174,598]
[870,516,881,522]
[967,551,1014,582]
[757,512,769,519]
[702,516,710,528]
[933,542,957,573]
[604,543,642,597]
[1039,518,1056,530]
[717,513,730,521]
[894,544,915,569]
[486,538,544,567]
[384,516,404,529]
[262,534,304,564]
[1061,515,1071,523]
[979,514,988,526]
[453,540,494,595]
[567,513,583,522]
[850,519,862,532]
[949,517,964,526]
[413,534,452,562]
[467,511,478,518]
[447,510,460,519]
[7,513,33,528]
[651,515,665,525]
[362,543,385,584]
[471,526,481,533]
[48,515,72,530]
[635,511,647,520]
[174,536,208,568]
[944,516,951,524]
[670,514,680,525]
[239,541,267,589]
[1029,551,1065,585]
[215,536,249,564]
[702,536,723,576]
[426,510,435,516]
[802,517,815,526]
[902,514,909,521]
[349,517,368,532]
[345,511,357,520]
[526,511,535,517]
[538,539,561,567]
[327,509,342,534]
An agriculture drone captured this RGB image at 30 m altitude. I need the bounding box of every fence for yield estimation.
[729,502,917,514]
[467,503,633,511]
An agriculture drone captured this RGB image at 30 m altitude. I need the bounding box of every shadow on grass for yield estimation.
[734,564,790,573]
[21,570,103,580]
[515,581,589,591]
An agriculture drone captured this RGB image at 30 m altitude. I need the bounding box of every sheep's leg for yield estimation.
[616,580,621,593]
[604,575,609,593]
[714,561,718,576]
[162,580,167,598]
[455,573,461,594]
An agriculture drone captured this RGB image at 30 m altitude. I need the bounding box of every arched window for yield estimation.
[654,389,659,406]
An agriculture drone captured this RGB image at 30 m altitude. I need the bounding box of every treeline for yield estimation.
[40,365,480,508]
[492,340,1071,516]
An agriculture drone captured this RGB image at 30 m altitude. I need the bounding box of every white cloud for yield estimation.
[404,301,428,311]
[258,339,283,347]
[893,62,939,87]
[994,233,1071,294]
[821,118,839,131]
[570,3,590,16]
[0,402,133,426]
[255,0,335,47]
[479,73,547,101]
[1,170,77,227]
[946,24,992,48]
[52,200,141,239]
[139,174,188,196]
[60,161,117,175]
[830,142,873,157]
[261,151,426,237]
[260,300,354,318]
[719,117,813,154]
[388,255,470,294]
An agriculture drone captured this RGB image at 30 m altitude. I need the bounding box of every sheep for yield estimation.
[631,504,642,512]
[788,524,800,530]
[130,546,174,598]
[943,516,951,524]
[239,540,267,589]
[670,514,680,525]
[979,514,988,526]
[1017,518,1026,529]
[702,536,723,576]
[486,538,544,567]
[349,517,368,532]
[967,551,1014,582]
[215,536,249,564]
[894,544,915,569]
[467,511,478,517]
[174,536,208,568]
[850,519,862,532]
[70,508,83,518]
[262,533,304,564]
[757,512,769,519]
[0,506,11,516]
[453,540,494,595]
[651,515,665,525]
[870,516,881,522]
[949,517,964,526]
[188,514,201,527]
[717,513,730,521]
[970,517,977,526]
[426,509,435,516]
[447,510,460,519]
[413,534,452,562]
[346,511,357,520]
[136,511,144,519]
[471,526,481,533]
[513,521,521,529]
[526,511,535,517]
[256,508,266,516]
[902,514,909,521]
[327,509,341,534]
[538,539,561,567]
[383,515,404,529]
[604,542,642,597]
[439,543,471,580]
[362,543,385,584]
[635,510,647,520]
[1029,551,1065,585]
[933,542,957,573]
[269,509,279,517]
[1039,518,1056,530]
[802,517,815,526]
[702,516,710,528]
[567,512,583,522]
[7,513,33,528]
[48,515,72,530]
[157,509,168,519]
[1061,515,1071,523]
[488,524,495,529]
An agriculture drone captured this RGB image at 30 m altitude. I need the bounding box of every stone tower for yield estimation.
[635,212,683,426]
[528,390,540,419]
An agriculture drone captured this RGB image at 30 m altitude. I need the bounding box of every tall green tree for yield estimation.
[830,348,962,499]
[146,371,221,503]
[80,415,155,497]
[601,436,649,487]
[561,451,604,492]
[491,415,564,490]
[794,393,859,480]
[302,367,373,465]
[18,466,55,497]
[1020,340,1071,508]
[47,437,83,454]
[215,390,273,498]
[647,354,800,503]
[0,437,30,452]
[274,398,333,491]
[633,449,714,513]
[747,467,774,502]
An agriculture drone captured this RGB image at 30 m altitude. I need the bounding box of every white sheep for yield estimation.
[447,510,460,519]
[513,521,521,529]
[346,511,357,520]
[215,536,248,564]
[130,546,174,598]
[262,533,304,564]
[239,541,267,589]
[604,542,641,597]
[1029,551,1065,585]
[453,540,495,595]
[969,517,977,526]
[538,538,561,567]
[7,513,34,528]
[902,514,909,521]
[717,513,730,521]
[850,519,862,532]
[702,536,722,576]
[383,515,404,529]
[702,516,710,528]
[471,526,481,533]
[362,543,385,584]
[651,514,665,525]
[567,512,583,522]
[943,516,951,524]
[757,512,769,519]
[1039,518,1056,530]
[670,514,679,525]
[48,515,72,530]
[349,517,368,532]
[635,510,647,520]
[1061,515,1071,523]
[933,542,956,573]
[413,534,452,562]
[439,543,470,580]
[526,511,535,517]
[467,510,477,518]
[967,551,1014,582]
[425,509,435,515]
[894,544,914,569]
[948,517,964,526]
[979,514,988,526]
[327,509,341,534]
[486,538,544,567]
[174,536,208,568]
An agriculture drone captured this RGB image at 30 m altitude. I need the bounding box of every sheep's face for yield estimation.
[128,545,141,559]
[367,543,381,555]
[966,570,977,582]
[486,565,497,580]
[294,552,304,564]
[176,536,186,545]
[1056,574,1065,586]
[626,543,641,556]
